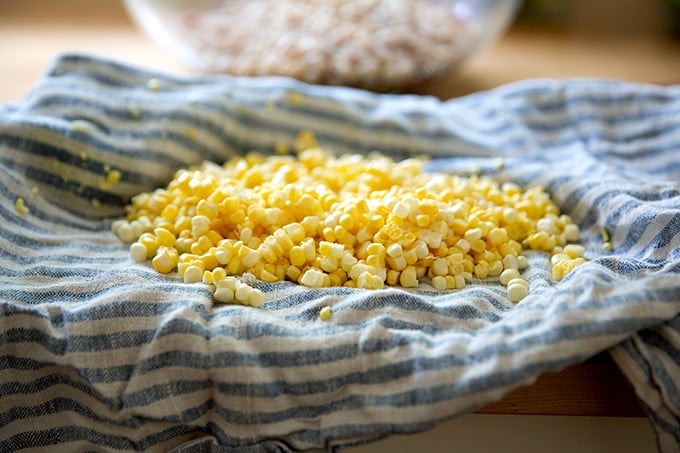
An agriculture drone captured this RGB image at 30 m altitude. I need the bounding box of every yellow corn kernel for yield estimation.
[289,246,307,267]
[487,260,503,277]
[152,246,179,274]
[282,222,306,242]
[357,271,384,290]
[328,269,347,287]
[487,227,508,246]
[212,267,227,282]
[300,268,328,288]
[258,267,279,283]
[234,281,253,304]
[341,252,358,271]
[190,235,214,255]
[474,262,489,279]
[464,227,483,242]
[153,227,176,247]
[13,197,28,215]
[431,275,447,290]
[319,241,344,259]
[399,265,418,288]
[386,255,407,271]
[414,214,431,228]
[286,265,302,282]
[319,305,332,320]
[196,200,218,218]
[238,246,259,269]
[552,256,586,281]
[469,239,486,254]
[386,269,400,286]
[430,257,448,276]
[366,242,386,257]
[191,215,211,237]
[301,238,316,261]
[366,254,384,268]
[138,233,159,258]
[202,270,216,284]
[273,229,294,250]
[386,243,403,258]
[214,246,233,265]
[563,244,585,259]
[259,244,278,264]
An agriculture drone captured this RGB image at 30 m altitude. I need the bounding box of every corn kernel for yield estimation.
[563,244,585,259]
[14,197,29,215]
[487,260,504,277]
[517,255,529,269]
[400,265,418,288]
[431,275,447,290]
[499,268,520,286]
[319,305,332,320]
[214,286,235,303]
[431,258,448,276]
[508,281,529,302]
[214,246,233,265]
[129,242,148,263]
[357,271,384,289]
[300,268,327,288]
[564,223,580,242]
[212,267,227,282]
[507,277,530,290]
[152,246,179,274]
[183,265,203,283]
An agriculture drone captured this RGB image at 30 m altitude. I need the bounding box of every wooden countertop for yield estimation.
[3,0,678,418]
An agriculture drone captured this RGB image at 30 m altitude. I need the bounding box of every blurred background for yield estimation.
[0,1,677,451]
[1,0,678,102]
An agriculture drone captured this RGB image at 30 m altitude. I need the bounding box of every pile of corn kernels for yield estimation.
[112,143,586,308]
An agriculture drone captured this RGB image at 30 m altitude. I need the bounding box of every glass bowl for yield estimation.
[124,0,520,92]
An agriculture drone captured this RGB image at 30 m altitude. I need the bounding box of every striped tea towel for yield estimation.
[1,54,679,452]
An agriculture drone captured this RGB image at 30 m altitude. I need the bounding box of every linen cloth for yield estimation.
[1,54,679,452]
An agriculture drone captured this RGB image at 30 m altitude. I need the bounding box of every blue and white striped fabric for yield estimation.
[1,54,679,452]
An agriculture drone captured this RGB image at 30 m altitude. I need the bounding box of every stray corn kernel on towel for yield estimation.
[1,54,680,452]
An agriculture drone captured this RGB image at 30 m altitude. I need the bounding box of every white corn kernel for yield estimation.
[214,287,235,303]
[508,282,529,303]
[564,224,580,242]
[183,265,203,283]
[130,242,148,263]
[507,277,530,290]
[499,268,520,286]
